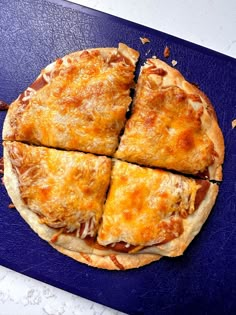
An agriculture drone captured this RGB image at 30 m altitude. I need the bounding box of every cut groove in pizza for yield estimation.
[115,58,224,180]
[3,43,139,156]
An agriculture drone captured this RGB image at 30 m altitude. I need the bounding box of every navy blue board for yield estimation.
[0,0,236,314]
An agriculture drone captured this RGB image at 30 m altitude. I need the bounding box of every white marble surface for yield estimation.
[0,1,235,315]
[73,0,236,58]
[0,265,123,315]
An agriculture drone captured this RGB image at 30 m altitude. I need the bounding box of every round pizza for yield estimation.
[2,43,224,270]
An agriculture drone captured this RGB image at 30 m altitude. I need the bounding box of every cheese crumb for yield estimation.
[172,60,178,67]
[232,119,236,129]
[140,37,150,44]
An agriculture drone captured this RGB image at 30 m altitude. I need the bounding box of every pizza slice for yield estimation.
[3,43,139,155]
[115,58,224,180]
[97,160,219,257]
[3,141,111,252]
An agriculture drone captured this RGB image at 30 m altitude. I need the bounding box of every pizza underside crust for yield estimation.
[2,44,224,270]
[51,244,161,270]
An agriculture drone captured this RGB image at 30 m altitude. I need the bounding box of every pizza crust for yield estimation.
[51,244,161,270]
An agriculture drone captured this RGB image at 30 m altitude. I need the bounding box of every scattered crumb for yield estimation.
[172,60,178,67]
[8,203,15,209]
[191,82,200,89]
[0,157,3,174]
[145,49,151,56]
[232,119,236,129]
[140,37,150,44]
[164,46,170,58]
[0,100,9,111]
[152,55,157,59]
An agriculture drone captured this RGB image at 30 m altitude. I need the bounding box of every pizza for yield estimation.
[1,43,225,270]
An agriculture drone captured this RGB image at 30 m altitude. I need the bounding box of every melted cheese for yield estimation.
[115,59,215,174]
[5,44,139,155]
[7,142,111,236]
[97,160,200,247]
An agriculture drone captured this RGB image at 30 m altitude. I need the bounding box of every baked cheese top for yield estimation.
[115,59,216,175]
[4,44,139,155]
[97,160,200,247]
[5,141,111,238]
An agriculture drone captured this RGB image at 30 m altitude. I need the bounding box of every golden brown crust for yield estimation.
[115,58,224,180]
[51,244,161,270]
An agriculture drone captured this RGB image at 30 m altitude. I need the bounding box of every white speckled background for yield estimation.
[0,0,235,314]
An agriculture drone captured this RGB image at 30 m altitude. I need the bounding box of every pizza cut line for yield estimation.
[1,43,225,270]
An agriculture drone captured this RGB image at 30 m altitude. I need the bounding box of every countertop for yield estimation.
[0,1,235,314]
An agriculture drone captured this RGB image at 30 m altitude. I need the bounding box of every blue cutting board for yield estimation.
[0,0,235,314]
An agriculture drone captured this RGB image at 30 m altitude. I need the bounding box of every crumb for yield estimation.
[172,60,178,67]
[140,37,150,44]
[8,203,15,209]
[0,157,3,174]
[145,49,151,56]
[232,119,236,129]
[152,55,157,59]
[0,100,9,110]
[164,46,170,58]
[191,82,200,89]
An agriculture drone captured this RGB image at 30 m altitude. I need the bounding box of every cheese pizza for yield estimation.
[1,43,225,270]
